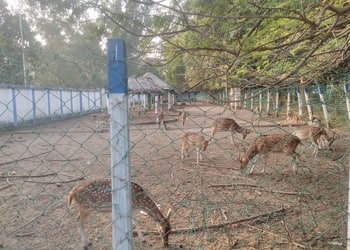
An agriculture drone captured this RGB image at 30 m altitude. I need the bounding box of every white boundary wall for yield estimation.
[0,85,107,127]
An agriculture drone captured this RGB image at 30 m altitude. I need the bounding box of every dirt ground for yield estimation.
[0,103,348,249]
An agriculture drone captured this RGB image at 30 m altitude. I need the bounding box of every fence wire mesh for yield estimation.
[0,84,349,250]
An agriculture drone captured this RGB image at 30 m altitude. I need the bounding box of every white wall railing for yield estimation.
[0,85,107,127]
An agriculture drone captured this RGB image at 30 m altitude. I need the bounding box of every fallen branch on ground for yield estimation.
[209,183,309,196]
[135,208,291,236]
[0,173,57,179]
[0,150,53,167]
[0,184,13,191]
[23,176,85,184]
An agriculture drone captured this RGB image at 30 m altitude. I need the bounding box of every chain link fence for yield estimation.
[0,77,348,249]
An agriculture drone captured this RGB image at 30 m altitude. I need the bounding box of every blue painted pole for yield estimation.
[108,39,132,250]
[31,87,36,124]
[87,91,91,110]
[79,90,83,114]
[11,88,17,126]
[47,89,51,120]
[59,89,63,116]
[70,90,73,113]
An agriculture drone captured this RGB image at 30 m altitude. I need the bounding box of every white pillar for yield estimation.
[168,91,172,111]
[318,84,330,128]
[266,90,271,115]
[154,93,159,115]
[344,83,350,120]
[296,87,303,117]
[287,87,291,116]
[275,88,279,117]
[107,39,132,250]
[304,87,313,121]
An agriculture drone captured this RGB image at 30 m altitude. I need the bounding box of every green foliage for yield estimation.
[1,0,349,93]
[0,0,40,85]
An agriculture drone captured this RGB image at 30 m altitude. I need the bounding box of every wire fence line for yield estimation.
[0,44,349,249]
[0,90,348,249]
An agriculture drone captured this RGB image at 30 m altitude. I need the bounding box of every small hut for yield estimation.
[128,72,175,113]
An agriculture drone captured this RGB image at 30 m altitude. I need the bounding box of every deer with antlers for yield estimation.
[67,179,172,249]
[181,132,209,165]
[210,118,250,146]
[239,133,302,174]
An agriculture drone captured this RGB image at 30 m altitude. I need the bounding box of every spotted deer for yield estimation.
[239,134,301,174]
[156,111,167,130]
[90,112,110,132]
[67,179,172,249]
[181,132,209,165]
[292,124,335,156]
[181,111,187,127]
[210,118,250,146]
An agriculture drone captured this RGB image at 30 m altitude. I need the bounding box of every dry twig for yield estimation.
[0,150,53,167]
[0,184,13,191]
[0,173,57,179]
[209,183,309,196]
[136,208,291,236]
[24,176,85,184]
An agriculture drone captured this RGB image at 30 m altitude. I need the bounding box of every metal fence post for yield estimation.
[11,87,18,126]
[108,38,132,250]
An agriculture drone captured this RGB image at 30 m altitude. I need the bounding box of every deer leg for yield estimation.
[292,152,299,174]
[132,218,145,243]
[248,157,258,174]
[196,147,202,165]
[198,147,204,163]
[181,145,185,160]
[262,155,268,173]
[230,132,234,144]
[210,127,217,141]
[77,213,90,249]
[311,144,318,157]
[249,163,256,174]
[163,121,168,130]
[181,143,189,160]
[196,148,199,165]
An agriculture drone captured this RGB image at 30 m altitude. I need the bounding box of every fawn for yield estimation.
[67,179,172,249]
[239,133,301,174]
[181,132,209,165]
